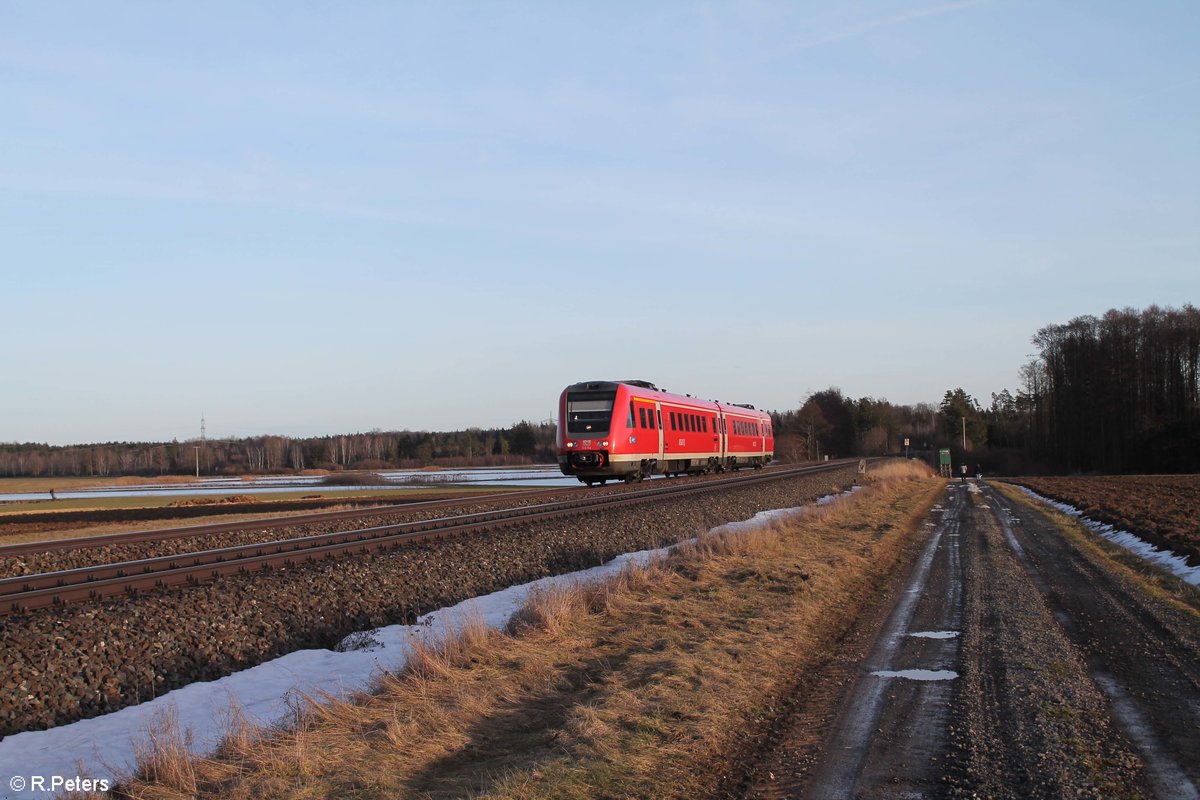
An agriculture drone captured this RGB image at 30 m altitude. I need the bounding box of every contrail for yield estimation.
[787,0,991,52]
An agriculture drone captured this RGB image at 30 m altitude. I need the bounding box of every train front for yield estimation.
[556,381,622,483]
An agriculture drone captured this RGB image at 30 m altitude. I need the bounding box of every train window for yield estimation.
[639,407,647,428]
[655,410,661,429]
[566,389,616,434]
[628,402,635,428]
[669,411,676,431]
[702,417,708,433]
[688,415,694,432]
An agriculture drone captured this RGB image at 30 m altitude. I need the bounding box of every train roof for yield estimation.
[562,380,771,418]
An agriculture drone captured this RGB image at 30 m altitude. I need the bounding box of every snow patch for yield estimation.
[908,631,960,640]
[872,669,958,681]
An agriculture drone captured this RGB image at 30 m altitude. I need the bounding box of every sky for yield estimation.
[2,1,1197,446]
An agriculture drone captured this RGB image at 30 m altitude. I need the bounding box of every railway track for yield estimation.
[0,460,858,617]
[0,485,571,557]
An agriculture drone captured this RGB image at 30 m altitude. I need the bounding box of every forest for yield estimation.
[3,305,1196,478]
[0,423,558,479]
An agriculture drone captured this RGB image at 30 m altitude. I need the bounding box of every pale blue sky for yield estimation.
[3,1,1197,445]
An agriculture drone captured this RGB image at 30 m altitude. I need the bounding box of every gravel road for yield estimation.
[738,479,1199,799]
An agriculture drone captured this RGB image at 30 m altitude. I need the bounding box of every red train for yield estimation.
[556,380,775,485]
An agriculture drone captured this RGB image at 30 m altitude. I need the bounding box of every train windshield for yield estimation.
[566,390,616,435]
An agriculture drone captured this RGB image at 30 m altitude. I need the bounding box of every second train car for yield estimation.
[556,380,774,485]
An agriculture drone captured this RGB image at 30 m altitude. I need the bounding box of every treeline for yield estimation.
[771,389,942,462]
[1019,305,1200,473]
[0,422,558,478]
[7,305,1195,479]
[778,305,1200,475]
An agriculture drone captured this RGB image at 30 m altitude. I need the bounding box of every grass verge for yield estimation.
[108,461,940,800]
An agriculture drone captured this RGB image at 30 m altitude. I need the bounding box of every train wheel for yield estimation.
[599,479,607,486]
[584,479,595,487]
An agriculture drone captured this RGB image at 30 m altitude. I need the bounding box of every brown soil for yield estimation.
[1009,475,1200,564]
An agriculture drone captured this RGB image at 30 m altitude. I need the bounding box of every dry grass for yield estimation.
[114,468,944,800]
[0,476,205,493]
[110,476,206,486]
[861,458,935,483]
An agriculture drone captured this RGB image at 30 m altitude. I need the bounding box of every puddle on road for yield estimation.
[872,669,959,681]
[908,630,960,639]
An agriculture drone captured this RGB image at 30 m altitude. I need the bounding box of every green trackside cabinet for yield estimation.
[938,448,952,477]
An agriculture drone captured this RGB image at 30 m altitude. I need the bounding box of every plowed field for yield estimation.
[1006,475,1200,563]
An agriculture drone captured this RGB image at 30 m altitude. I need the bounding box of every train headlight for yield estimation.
[600,440,609,447]
[566,441,575,448]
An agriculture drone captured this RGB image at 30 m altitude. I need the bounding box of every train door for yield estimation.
[717,410,726,461]
[654,402,665,464]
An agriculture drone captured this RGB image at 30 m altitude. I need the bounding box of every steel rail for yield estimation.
[1,460,860,616]
[0,463,806,557]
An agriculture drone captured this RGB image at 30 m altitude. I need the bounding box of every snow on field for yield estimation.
[0,467,579,503]
[1016,486,1200,587]
[0,501,825,798]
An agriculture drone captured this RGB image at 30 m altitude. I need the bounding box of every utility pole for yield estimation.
[197,413,206,479]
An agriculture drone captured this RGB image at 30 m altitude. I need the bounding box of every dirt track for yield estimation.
[737,480,1200,799]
